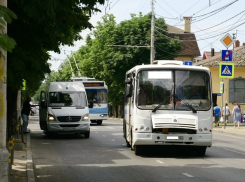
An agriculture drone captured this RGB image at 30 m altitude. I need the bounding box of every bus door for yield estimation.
[124,76,133,137]
[39,91,47,130]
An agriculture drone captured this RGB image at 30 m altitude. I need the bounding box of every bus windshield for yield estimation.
[137,70,211,111]
[49,91,87,107]
[86,89,108,104]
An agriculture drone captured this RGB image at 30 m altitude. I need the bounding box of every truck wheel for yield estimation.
[196,146,207,156]
[97,120,102,125]
[84,131,90,139]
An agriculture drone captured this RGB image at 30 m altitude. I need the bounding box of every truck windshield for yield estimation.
[49,91,87,107]
[136,70,211,111]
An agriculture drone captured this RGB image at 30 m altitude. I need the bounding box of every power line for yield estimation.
[193,0,238,18]
[192,0,222,16]
[155,1,177,19]
[193,9,245,33]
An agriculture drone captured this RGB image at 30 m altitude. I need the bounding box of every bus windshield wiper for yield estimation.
[173,94,197,113]
[152,96,170,113]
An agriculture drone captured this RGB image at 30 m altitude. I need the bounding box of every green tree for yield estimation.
[75,13,182,112]
[6,0,105,138]
[0,5,16,54]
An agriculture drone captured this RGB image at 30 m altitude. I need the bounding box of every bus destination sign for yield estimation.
[83,82,104,87]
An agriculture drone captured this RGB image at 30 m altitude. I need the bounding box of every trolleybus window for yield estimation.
[86,89,108,104]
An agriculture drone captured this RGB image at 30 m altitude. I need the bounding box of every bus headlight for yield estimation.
[82,113,89,121]
[48,114,56,121]
[100,114,107,117]
[134,125,151,132]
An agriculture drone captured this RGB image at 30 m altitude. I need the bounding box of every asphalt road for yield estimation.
[29,115,245,182]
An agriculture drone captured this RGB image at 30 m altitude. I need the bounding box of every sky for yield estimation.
[48,0,245,71]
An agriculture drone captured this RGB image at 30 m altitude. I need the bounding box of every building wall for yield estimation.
[175,56,193,61]
[210,67,245,113]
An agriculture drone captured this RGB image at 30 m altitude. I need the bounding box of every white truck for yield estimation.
[123,60,213,156]
[39,82,90,138]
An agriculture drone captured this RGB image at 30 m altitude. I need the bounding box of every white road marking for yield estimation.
[122,144,126,146]
[111,139,115,141]
[95,132,98,134]
[102,135,106,137]
[37,175,51,178]
[156,160,164,164]
[107,127,115,129]
[182,173,193,177]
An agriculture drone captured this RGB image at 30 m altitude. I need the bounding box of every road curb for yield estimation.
[27,132,35,182]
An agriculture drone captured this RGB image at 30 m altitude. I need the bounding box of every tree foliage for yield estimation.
[6,0,105,138]
[0,5,17,53]
[43,13,182,107]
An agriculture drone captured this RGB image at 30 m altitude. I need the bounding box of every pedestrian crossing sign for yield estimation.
[219,63,234,78]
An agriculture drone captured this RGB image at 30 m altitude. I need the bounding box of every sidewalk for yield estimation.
[213,125,245,136]
[10,132,34,182]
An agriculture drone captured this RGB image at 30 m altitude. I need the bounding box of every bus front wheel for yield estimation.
[134,145,143,156]
[97,120,102,125]
[196,146,207,156]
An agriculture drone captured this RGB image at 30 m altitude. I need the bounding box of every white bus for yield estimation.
[123,60,213,156]
[72,77,108,125]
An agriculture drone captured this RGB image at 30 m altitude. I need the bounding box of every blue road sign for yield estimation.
[221,50,232,61]
[184,61,193,66]
[217,93,222,96]
[219,63,234,78]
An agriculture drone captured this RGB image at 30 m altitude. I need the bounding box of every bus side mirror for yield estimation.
[89,101,94,108]
[126,84,132,97]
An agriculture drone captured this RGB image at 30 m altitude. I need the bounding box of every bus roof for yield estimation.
[126,63,210,75]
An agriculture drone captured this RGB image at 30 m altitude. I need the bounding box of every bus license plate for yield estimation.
[63,127,75,131]
[166,136,179,140]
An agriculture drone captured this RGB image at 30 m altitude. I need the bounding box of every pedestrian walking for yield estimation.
[222,103,230,124]
[214,104,221,127]
[21,96,38,133]
[232,102,243,129]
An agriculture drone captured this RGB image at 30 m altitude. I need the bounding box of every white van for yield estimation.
[39,82,90,138]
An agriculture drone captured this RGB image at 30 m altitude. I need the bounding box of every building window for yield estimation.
[229,78,245,104]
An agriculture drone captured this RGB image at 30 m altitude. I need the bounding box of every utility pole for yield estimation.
[150,0,155,64]
[71,52,81,77]
[0,0,9,181]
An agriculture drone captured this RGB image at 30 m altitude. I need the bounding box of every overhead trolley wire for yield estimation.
[193,0,238,18]
[193,9,245,33]
[192,0,222,16]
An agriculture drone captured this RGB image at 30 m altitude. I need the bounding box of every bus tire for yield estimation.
[126,139,131,147]
[134,145,142,156]
[84,131,90,139]
[196,146,207,156]
[97,120,102,125]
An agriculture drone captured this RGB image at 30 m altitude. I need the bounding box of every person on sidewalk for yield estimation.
[232,102,243,129]
[214,104,221,127]
[21,96,37,133]
[222,103,230,124]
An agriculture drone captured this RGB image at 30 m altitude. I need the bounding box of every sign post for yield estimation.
[220,33,234,129]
